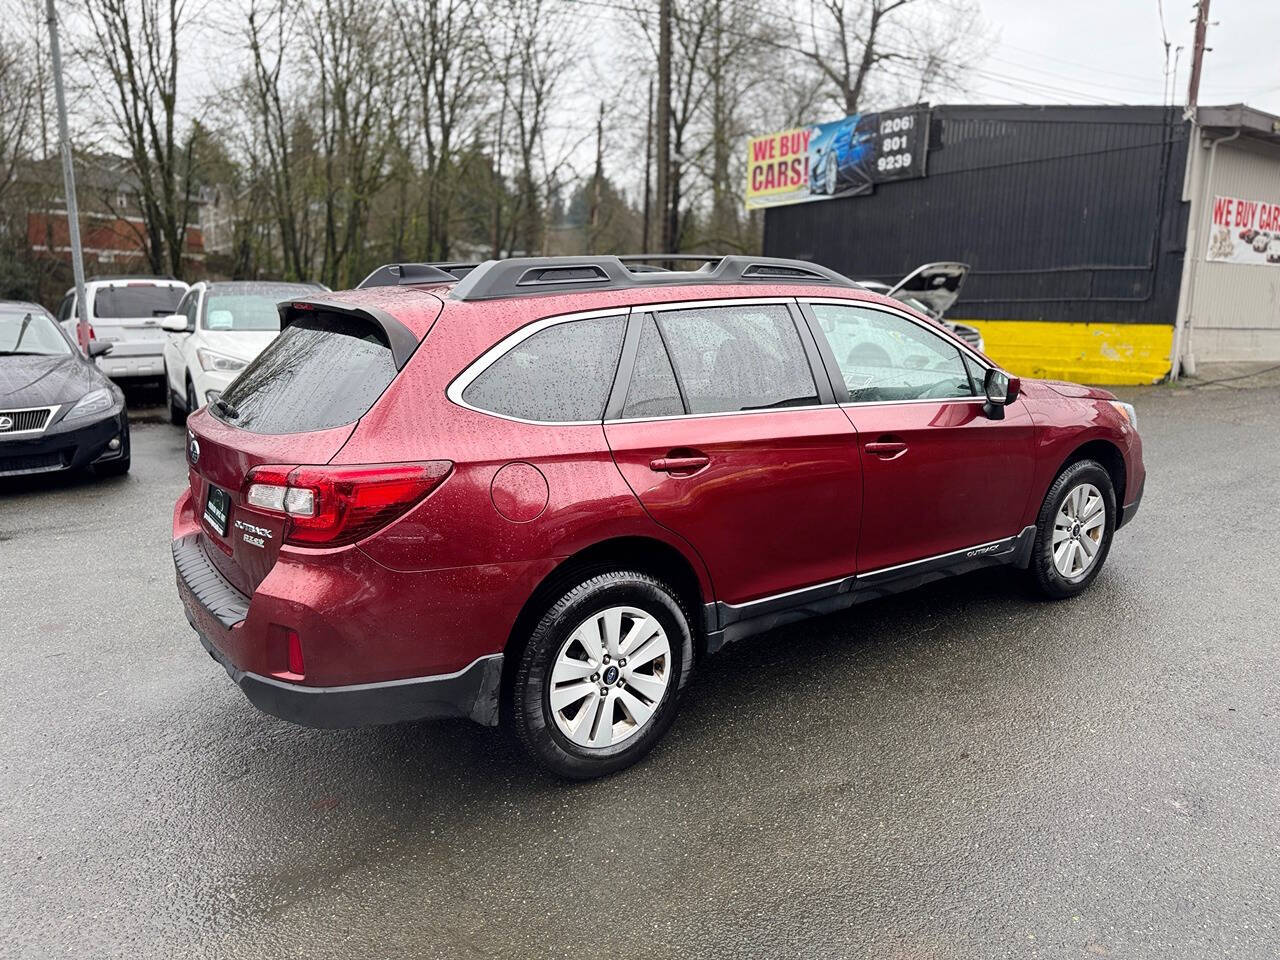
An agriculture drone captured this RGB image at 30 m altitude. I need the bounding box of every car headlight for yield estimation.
[64,387,116,422]
[1109,400,1138,430]
[196,348,247,373]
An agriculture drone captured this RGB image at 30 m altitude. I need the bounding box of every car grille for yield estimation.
[953,326,983,347]
[0,450,68,476]
[0,406,55,436]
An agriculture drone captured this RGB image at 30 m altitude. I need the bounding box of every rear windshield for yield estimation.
[93,286,184,319]
[213,312,397,434]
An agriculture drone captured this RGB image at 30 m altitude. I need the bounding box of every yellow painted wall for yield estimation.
[958,320,1173,386]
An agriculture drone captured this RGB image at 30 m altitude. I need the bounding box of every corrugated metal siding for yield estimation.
[1188,138,1280,358]
[764,105,1190,325]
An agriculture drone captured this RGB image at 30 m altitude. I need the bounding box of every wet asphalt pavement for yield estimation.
[2,380,1278,960]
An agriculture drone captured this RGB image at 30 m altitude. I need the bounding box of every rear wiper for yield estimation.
[212,397,241,419]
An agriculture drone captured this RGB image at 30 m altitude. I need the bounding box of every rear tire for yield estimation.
[1029,459,1115,599]
[509,570,691,779]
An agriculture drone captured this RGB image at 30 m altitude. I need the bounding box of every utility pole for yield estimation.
[642,80,653,253]
[1185,0,1210,116]
[656,0,672,253]
[45,0,89,353]
[588,101,604,253]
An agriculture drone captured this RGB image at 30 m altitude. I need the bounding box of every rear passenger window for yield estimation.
[655,304,818,415]
[621,315,683,419]
[463,315,625,422]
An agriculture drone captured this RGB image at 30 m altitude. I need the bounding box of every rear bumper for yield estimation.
[189,612,503,728]
[173,531,506,727]
[99,351,164,380]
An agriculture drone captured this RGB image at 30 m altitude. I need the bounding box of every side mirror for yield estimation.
[87,340,113,358]
[161,313,190,333]
[983,368,1020,418]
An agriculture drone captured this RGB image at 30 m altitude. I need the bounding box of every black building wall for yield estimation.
[763,105,1191,326]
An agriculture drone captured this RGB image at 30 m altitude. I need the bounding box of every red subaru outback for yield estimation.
[173,256,1144,779]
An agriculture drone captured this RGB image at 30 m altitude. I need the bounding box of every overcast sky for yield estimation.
[966,0,1280,115]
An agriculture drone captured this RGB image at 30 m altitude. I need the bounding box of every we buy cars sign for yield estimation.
[1206,194,1280,265]
[744,105,930,211]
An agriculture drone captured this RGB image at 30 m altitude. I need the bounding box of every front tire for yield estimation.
[1029,459,1116,599]
[167,369,187,425]
[509,570,691,780]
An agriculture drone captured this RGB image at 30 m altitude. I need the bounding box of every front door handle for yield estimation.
[865,441,908,460]
[649,455,710,473]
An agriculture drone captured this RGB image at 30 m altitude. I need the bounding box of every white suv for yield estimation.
[161,280,323,423]
[56,277,189,383]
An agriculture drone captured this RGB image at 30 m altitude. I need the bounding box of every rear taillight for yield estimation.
[243,461,452,546]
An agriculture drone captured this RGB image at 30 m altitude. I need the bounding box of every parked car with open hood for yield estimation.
[855,262,985,353]
[1,301,129,478]
[162,280,326,424]
[57,277,188,385]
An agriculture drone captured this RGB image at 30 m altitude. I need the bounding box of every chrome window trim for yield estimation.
[801,295,993,381]
[445,306,633,426]
[644,295,800,313]
[0,404,60,439]
[608,297,829,422]
[604,402,842,426]
[448,296,834,426]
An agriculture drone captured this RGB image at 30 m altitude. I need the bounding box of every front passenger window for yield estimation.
[811,304,977,403]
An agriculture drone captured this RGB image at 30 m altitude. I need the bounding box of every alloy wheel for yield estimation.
[548,605,671,749]
[1052,482,1106,579]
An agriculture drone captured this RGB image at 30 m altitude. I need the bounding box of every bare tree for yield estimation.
[242,0,317,280]
[307,0,403,287]
[0,39,37,206]
[393,0,487,260]
[795,0,984,115]
[81,0,198,276]
[488,0,573,256]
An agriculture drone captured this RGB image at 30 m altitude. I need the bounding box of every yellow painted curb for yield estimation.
[958,320,1173,386]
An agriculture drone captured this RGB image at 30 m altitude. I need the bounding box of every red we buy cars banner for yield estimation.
[1206,194,1280,265]
[746,128,813,208]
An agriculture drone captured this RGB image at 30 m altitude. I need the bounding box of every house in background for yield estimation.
[18,153,207,285]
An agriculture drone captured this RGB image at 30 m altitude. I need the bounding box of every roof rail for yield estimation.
[357,262,480,288]
[449,255,858,302]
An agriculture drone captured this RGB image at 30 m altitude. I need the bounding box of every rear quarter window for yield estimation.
[461,315,625,422]
[214,312,398,434]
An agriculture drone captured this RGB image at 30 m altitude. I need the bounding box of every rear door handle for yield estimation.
[865,441,908,460]
[649,455,710,473]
